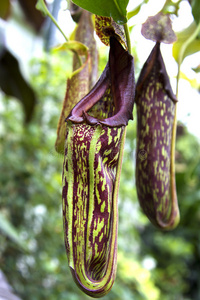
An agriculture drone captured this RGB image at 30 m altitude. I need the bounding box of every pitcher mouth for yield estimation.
[67,36,135,127]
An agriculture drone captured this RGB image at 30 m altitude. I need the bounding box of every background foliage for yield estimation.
[0,0,200,299]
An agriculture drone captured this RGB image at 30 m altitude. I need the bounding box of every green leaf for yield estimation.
[180,71,200,89]
[0,212,29,251]
[173,21,200,62]
[71,0,129,24]
[127,4,141,20]
[192,0,200,24]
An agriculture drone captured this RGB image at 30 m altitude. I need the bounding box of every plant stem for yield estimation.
[124,23,131,53]
[40,0,69,42]
[37,0,83,67]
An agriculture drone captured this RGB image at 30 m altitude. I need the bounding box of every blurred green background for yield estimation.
[0,0,200,299]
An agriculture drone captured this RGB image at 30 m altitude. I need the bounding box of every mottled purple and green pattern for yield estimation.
[135,42,179,230]
[62,123,124,297]
[62,36,135,297]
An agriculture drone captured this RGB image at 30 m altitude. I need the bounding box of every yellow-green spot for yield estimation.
[101,201,106,213]
[107,127,112,145]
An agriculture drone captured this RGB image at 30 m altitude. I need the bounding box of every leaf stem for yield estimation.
[124,23,131,53]
[38,0,68,42]
[36,0,83,67]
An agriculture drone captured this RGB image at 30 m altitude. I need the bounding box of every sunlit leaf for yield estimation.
[173,21,200,62]
[127,4,141,20]
[180,71,200,89]
[72,0,128,24]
